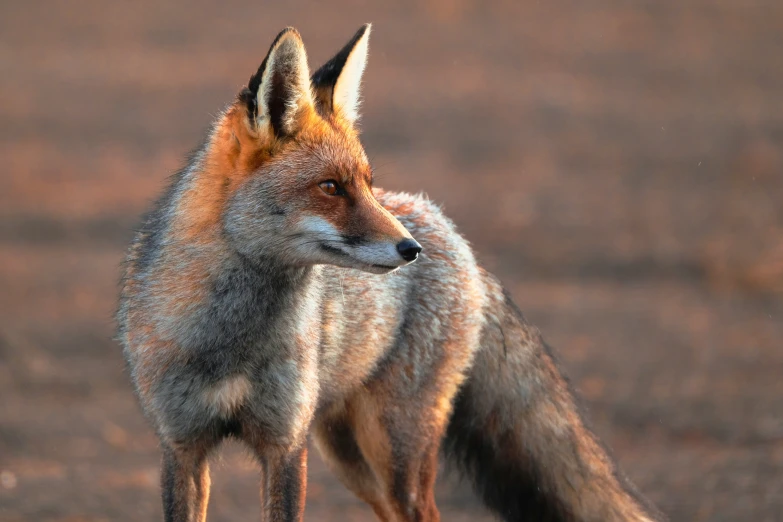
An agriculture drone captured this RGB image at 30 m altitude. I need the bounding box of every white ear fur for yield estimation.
[256,30,313,135]
[332,25,370,124]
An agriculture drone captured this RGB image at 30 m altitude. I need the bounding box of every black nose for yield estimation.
[396,238,422,262]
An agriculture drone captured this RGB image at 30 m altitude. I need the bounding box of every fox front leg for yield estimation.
[160,442,213,522]
[257,444,309,522]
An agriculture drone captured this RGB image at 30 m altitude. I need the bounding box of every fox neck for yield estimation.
[175,245,322,356]
[233,249,318,290]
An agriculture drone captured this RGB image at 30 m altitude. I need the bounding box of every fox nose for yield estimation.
[396,238,422,262]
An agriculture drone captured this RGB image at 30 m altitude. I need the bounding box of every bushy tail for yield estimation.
[443,272,663,522]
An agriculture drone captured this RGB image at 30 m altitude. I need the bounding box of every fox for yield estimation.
[117,24,663,522]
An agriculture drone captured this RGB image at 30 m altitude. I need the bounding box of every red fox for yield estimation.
[117,24,663,522]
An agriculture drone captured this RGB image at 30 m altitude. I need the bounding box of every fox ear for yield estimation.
[240,28,313,137]
[311,23,371,125]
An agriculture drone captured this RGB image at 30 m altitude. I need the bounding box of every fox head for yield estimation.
[199,25,420,274]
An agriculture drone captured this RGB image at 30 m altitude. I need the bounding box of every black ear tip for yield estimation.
[266,27,304,61]
[277,26,303,42]
[357,23,371,37]
[349,24,371,49]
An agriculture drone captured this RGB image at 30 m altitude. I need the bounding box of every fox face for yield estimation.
[218,25,420,274]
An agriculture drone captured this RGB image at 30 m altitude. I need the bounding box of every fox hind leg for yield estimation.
[354,391,443,522]
[313,410,395,520]
[315,392,445,522]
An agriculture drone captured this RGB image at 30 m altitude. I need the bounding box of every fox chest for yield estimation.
[208,300,321,413]
[152,270,324,444]
[313,271,409,403]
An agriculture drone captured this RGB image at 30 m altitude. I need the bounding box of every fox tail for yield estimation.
[442,272,663,522]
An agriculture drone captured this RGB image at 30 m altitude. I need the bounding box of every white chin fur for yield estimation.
[356,264,400,275]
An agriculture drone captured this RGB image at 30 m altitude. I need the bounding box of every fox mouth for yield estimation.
[319,242,402,273]
[371,263,398,270]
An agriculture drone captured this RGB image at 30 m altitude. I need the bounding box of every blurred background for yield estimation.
[1,1,782,520]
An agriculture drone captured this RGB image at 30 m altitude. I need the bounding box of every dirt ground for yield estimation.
[1,1,782,521]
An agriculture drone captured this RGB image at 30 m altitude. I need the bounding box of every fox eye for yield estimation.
[319,180,344,196]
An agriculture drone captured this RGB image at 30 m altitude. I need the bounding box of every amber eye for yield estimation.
[319,180,341,196]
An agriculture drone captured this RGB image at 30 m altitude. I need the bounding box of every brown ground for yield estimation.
[1,1,782,521]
